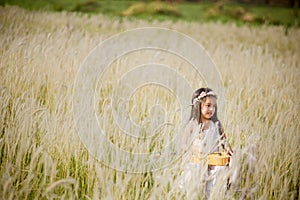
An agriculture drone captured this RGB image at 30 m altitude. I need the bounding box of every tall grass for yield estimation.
[0,5,299,199]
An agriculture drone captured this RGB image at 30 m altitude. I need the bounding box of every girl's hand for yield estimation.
[226,147,233,156]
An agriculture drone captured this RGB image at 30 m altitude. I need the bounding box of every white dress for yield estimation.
[179,119,229,199]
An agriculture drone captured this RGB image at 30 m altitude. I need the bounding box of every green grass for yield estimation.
[249,4,298,25]
[179,2,299,26]
[1,0,299,27]
[0,0,136,13]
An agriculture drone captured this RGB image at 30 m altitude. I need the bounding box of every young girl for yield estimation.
[180,87,233,199]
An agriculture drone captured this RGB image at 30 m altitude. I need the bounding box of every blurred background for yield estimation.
[1,0,299,27]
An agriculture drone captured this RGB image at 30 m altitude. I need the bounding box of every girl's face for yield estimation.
[200,96,217,120]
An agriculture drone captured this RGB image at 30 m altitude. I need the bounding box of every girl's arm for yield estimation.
[224,139,233,156]
[218,121,233,156]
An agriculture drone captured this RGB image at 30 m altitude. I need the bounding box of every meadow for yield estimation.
[0,5,299,199]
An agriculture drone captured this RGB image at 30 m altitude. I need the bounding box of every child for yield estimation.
[180,87,233,199]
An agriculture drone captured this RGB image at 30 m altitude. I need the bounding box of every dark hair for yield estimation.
[189,87,227,142]
[189,87,219,124]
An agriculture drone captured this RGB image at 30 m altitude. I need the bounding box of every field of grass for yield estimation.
[0,5,299,199]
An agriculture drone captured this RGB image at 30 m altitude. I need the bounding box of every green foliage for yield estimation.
[1,0,299,26]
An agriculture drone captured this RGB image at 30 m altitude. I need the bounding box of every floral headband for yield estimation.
[192,91,217,106]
